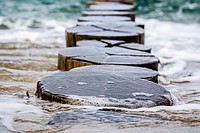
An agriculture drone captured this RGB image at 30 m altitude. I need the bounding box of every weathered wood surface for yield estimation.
[118,42,151,53]
[69,65,158,83]
[82,11,135,21]
[77,21,144,29]
[86,0,134,7]
[78,16,131,22]
[100,39,125,46]
[77,40,109,47]
[66,24,144,47]
[58,47,159,71]
[87,2,134,11]
[77,40,151,53]
[90,0,134,3]
[77,39,124,47]
[36,71,173,108]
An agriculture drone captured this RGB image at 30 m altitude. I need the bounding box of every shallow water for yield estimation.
[0,0,200,132]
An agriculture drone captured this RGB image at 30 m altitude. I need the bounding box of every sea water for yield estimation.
[0,0,200,132]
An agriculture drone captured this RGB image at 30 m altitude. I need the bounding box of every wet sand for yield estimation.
[61,124,200,133]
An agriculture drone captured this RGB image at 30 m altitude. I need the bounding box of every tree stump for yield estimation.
[36,71,173,108]
[66,24,144,47]
[77,40,151,53]
[58,47,159,71]
[70,65,158,83]
[87,2,134,11]
[82,11,135,21]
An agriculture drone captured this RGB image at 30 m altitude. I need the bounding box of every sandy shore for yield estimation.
[60,124,200,133]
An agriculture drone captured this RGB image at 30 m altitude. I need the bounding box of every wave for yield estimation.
[136,0,200,24]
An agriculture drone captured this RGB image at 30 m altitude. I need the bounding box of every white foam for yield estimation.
[135,18,200,111]
[136,18,200,78]
[132,103,200,112]
[137,18,200,61]
[0,95,44,131]
[159,59,187,75]
[0,18,76,46]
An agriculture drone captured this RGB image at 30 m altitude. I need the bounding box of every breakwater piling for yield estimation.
[36,0,174,108]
